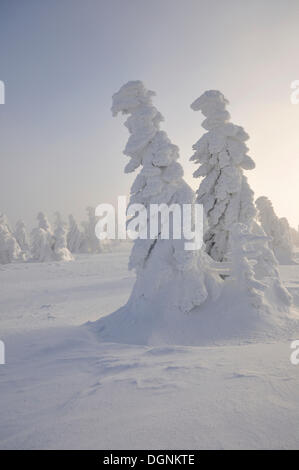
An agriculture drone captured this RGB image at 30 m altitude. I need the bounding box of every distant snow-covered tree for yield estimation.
[190,90,256,262]
[110,81,221,314]
[0,213,13,233]
[37,211,52,232]
[290,225,299,247]
[14,220,30,258]
[67,214,85,253]
[53,212,73,261]
[256,196,295,264]
[230,223,267,309]
[30,212,55,262]
[0,214,21,264]
[30,228,54,262]
[251,222,292,310]
[83,207,102,254]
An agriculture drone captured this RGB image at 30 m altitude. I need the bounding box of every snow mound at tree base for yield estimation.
[91,283,299,347]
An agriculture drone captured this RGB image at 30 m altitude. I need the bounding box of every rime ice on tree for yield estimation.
[30,212,55,262]
[15,220,30,259]
[83,207,102,254]
[190,90,256,262]
[0,214,21,264]
[251,221,292,310]
[67,214,85,253]
[53,212,73,261]
[230,223,267,309]
[111,81,221,313]
[256,196,295,265]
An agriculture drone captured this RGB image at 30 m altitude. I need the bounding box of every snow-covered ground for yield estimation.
[1,251,299,449]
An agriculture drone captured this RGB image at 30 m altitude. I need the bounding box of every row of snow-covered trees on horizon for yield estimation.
[0,207,119,265]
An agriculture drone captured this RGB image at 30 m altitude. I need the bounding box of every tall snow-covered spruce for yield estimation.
[190,90,256,262]
[109,81,221,315]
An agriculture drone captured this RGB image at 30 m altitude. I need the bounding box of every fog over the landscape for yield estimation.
[1,0,299,228]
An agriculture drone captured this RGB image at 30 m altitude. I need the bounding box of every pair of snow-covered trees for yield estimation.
[30,211,73,262]
[109,81,292,319]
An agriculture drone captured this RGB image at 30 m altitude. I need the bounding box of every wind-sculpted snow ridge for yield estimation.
[190,90,256,262]
[92,279,299,346]
[108,81,222,316]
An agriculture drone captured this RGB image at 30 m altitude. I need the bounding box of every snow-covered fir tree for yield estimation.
[0,213,13,233]
[230,223,267,309]
[251,222,292,310]
[67,214,85,253]
[280,217,294,253]
[290,225,299,247]
[190,90,256,262]
[111,81,221,313]
[53,212,73,261]
[14,220,30,259]
[30,212,55,262]
[0,214,21,264]
[37,211,52,232]
[256,196,295,264]
[30,228,53,262]
[83,207,102,254]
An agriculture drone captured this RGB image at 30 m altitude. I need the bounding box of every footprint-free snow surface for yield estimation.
[1,250,299,449]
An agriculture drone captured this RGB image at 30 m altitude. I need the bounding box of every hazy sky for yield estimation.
[1,0,299,229]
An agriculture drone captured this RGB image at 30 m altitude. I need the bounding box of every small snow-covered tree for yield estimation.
[251,222,292,310]
[53,212,73,261]
[67,214,85,253]
[111,81,221,313]
[30,227,54,262]
[30,212,55,262]
[0,213,12,233]
[190,90,256,262]
[15,220,30,258]
[256,196,295,264]
[280,217,294,252]
[83,207,102,254]
[37,211,52,232]
[290,226,299,247]
[0,214,21,264]
[230,223,267,309]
